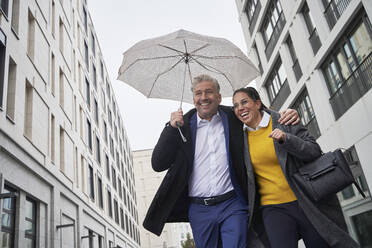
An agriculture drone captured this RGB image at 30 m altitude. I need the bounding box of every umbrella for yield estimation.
[117,29,260,141]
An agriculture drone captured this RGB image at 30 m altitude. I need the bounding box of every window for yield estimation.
[112,166,117,190]
[84,41,89,70]
[108,109,112,127]
[105,154,110,180]
[245,0,261,34]
[24,81,33,138]
[0,29,6,109]
[51,53,56,95]
[302,3,321,54]
[91,31,95,56]
[88,229,94,248]
[88,164,95,199]
[114,200,119,224]
[60,131,68,163]
[24,198,37,248]
[261,0,285,59]
[286,35,302,81]
[11,0,20,34]
[323,0,352,29]
[118,179,122,199]
[96,136,101,163]
[59,19,64,54]
[340,146,370,200]
[0,0,9,17]
[104,121,108,143]
[87,119,92,150]
[100,61,104,79]
[106,81,111,99]
[351,210,372,247]
[85,78,90,108]
[51,114,55,162]
[6,57,17,120]
[252,43,263,73]
[322,12,372,119]
[83,6,88,32]
[291,89,320,139]
[27,11,35,60]
[101,88,106,113]
[92,64,97,89]
[59,69,64,107]
[265,58,290,110]
[1,185,17,248]
[97,176,103,208]
[110,136,114,156]
[94,98,98,124]
[107,189,113,217]
[125,214,129,234]
[120,208,125,230]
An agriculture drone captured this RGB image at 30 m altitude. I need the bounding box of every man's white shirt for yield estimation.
[189,112,234,197]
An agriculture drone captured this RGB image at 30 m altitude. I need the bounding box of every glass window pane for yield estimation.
[342,185,355,199]
[336,49,351,80]
[264,23,273,42]
[278,64,287,84]
[25,220,34,235]
[24,238,34,248]
[25,200,34,219]
[1,213,11,228]
[1,232,12,248]
[349,22,372,64]
[351,210,372,247]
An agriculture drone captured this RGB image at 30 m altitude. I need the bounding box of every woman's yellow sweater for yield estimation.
[248,118,297,205]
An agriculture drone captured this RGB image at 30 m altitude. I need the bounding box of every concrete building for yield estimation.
[133,149,192,248]
[0,0,139,247]
[235,0,372,245]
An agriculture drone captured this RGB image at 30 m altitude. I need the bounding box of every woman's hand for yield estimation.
[269,128,286,143]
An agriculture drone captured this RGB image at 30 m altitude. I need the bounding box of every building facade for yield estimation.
[133,149,193,248]
[235,0,372,245]
[0,0,140,247]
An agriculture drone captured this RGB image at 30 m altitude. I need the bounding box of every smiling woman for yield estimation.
[232,87,359,248]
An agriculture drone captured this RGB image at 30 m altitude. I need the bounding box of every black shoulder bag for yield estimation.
[293,149,366,202]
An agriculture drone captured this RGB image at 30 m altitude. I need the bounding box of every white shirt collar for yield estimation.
[197,111,221,126]
[243,111,270,131]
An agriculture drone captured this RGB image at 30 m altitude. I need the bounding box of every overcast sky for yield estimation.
[88,0,248,151]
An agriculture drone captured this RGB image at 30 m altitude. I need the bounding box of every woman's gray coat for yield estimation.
[244,109,359,248]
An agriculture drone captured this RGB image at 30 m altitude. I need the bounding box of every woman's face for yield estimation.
[233,91,262,128]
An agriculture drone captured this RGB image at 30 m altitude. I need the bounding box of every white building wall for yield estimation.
[0,0,139,247]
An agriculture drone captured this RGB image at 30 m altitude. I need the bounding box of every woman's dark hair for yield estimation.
[233,87,268,111]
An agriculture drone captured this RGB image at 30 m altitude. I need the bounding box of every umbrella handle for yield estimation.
[176,122,187,143]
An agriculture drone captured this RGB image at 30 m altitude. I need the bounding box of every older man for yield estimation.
[143,74,298,247]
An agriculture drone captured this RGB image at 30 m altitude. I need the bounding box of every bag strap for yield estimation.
[353,182,366,198]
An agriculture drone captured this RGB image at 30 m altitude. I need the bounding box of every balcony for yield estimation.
[329,52,372,119]
[292,59,303,82]
[324,0,352,30]
[248,1,261,35]
[270,79,291,111]
[265,12,286,60]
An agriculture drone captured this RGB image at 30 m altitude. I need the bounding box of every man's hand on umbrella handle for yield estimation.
[170,109,184,128]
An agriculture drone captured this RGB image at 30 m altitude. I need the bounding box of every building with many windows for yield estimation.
[133,149,193,248]
[235,0,372,245]
[0,0,139,247]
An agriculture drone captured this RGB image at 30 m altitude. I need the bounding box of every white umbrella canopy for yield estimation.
[117,29,260,104]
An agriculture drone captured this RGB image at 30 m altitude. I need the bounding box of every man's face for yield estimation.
[193,80,221,121]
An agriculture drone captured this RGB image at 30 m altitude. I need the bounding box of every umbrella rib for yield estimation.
[147,56,186,97]
[120,55,182,74]
[189,55,235,91]
[189,43,210,54]
[191,54,250,64]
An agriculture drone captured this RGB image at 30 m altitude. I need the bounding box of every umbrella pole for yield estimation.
[176,61,188,143]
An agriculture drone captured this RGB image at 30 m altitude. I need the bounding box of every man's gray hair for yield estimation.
[191,74,220,93]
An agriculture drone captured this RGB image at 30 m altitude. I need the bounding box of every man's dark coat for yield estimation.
[143,106,248,236]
